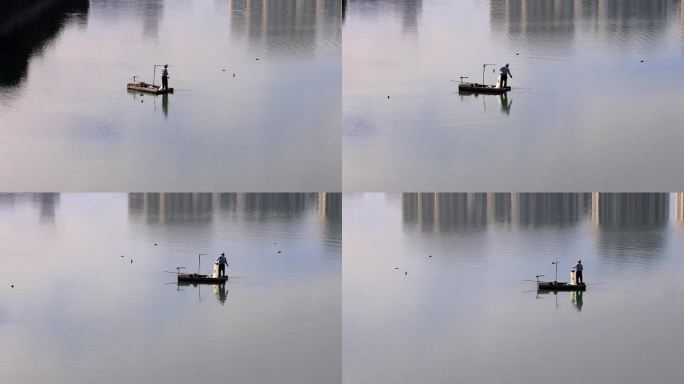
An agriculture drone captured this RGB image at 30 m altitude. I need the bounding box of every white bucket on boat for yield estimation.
[495,75,502,88]
[212,262,220,278]
[569,269,577,285]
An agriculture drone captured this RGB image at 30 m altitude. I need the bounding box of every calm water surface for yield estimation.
[0,1,341,191]
[0,193,341,383]
[344,193,684,383]
[343,0,684,191]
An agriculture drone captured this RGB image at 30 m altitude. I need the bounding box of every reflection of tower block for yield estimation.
[570,269,578,285]
[212,262,220,278]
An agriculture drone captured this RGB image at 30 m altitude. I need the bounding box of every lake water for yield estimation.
[344,193,684,383]
[0,0,341,191]
[343,0,684,191]
[0,193,341,383]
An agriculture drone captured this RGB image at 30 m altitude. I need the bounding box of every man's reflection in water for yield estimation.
[214,284,228,305]
[162,94,169,118]
[571,291,584,312]
[499,93,512,115]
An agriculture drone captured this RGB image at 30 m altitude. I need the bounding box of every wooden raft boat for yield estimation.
[177,273,227,284]
[458,83,510,95]
[127,82,174,94]
[537,281,586,291]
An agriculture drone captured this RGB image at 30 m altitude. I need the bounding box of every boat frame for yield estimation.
[127,82,174,94]
[537,281,586,292]
[458,83,510,95]
[177,273,227,284]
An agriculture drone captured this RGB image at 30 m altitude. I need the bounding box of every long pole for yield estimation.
[552,261,560,282]
[198,253,208,274]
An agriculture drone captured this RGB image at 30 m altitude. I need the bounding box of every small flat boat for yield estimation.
[535,261,586,292]
[537,281,586,291]
[127,82,174,94]
[458,83,510,95]
[177,273,227,284]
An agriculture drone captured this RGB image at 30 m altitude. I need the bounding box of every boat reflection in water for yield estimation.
[127,90,171,118]
[571,290,584,312]
[535,290,584,312]
[457,91,513,115]
[176,281,229,305]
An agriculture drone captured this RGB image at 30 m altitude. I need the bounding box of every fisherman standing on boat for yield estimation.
[499,64,512,89]
[574,259,584,284]
[161,64,170,90]
[217,252,228,277]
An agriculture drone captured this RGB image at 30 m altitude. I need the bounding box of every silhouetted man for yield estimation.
[217,252,228,277]
[161,64,169,90]
[574,259,584,284]
[499,64,512,89]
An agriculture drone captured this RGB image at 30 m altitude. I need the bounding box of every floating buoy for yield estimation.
[277,251,282,254]
[222,69,226,71]
[141,100,143,103]
[640,60,644,63]
[256,58,259,61]
[387,96,390,99]
[130,259,133,263]
[154,243,158,246]
[516,53,519,55]
[405,272,407,276]
[11,284,14,288]
[233,73,236,77]
[428,255,432,258]
[394,267,399,270]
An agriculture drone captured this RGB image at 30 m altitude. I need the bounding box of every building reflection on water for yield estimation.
[345,0,422,33]
[0,192,339,231]
[401,193,678,266]
[594,193,670,264]
[489,0,681,46]
[90,0,165,38]
[229,0,342,56]
[401,193,674,232]
[0,193,61,223]
[127,193,340,227]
